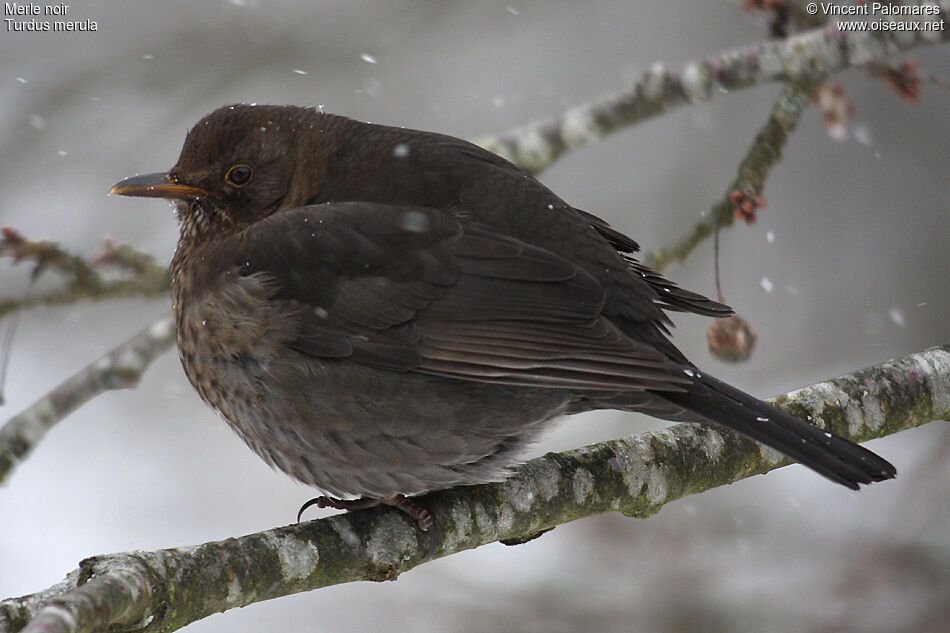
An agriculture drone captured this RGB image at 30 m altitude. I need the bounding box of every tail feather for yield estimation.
[660,371,896,489]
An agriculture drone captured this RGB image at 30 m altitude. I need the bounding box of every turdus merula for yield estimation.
[111,104,895,534]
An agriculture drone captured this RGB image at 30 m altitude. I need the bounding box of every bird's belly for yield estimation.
[179,332,571,498]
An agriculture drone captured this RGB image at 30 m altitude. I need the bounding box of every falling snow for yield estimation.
[853,124,872,146]
[888,307,906,328]
[400,211,430,233]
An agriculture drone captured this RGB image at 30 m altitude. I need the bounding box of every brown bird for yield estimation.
[111,104,895,536]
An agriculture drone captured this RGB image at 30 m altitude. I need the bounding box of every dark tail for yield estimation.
[660,371,896,489]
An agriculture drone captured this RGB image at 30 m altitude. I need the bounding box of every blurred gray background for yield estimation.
[2,2,949,632]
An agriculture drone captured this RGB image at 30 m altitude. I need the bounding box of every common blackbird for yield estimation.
[111,104,895,532]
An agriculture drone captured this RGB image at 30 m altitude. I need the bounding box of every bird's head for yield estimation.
[110,103,333,240]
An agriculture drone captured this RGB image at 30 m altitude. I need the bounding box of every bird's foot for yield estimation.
[296,495,379,521]
[297,493,437,556]
[378,493,434,531]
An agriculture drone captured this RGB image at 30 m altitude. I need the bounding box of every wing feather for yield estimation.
[231,202,687,392]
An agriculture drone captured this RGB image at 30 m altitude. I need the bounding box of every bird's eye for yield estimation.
[224,164,253,187]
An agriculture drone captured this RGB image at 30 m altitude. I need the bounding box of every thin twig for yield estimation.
[643,73,824,273]
[714,213,724,304]
[0,315,176,485]
[0,286,27,405]
[0,227,102,289]
[0,230,171,319]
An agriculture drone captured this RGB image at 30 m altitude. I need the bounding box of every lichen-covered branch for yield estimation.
[643,73,823,272]
[475,3,948,174]
[3,344,947,633]
[0,315,176,485]
[0,231,171,318]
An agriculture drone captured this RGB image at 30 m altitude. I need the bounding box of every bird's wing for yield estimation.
[568,207,733,318]
[231,202,689,393]
[411,133,733,320]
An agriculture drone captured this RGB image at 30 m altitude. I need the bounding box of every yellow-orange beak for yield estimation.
[109,172,208,200]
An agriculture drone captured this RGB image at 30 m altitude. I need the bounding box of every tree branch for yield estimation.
[474,5,949,174]
[0,315,175,484]
[643,72,823,272]
[0,231,170,319]
[3,344,947,633]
